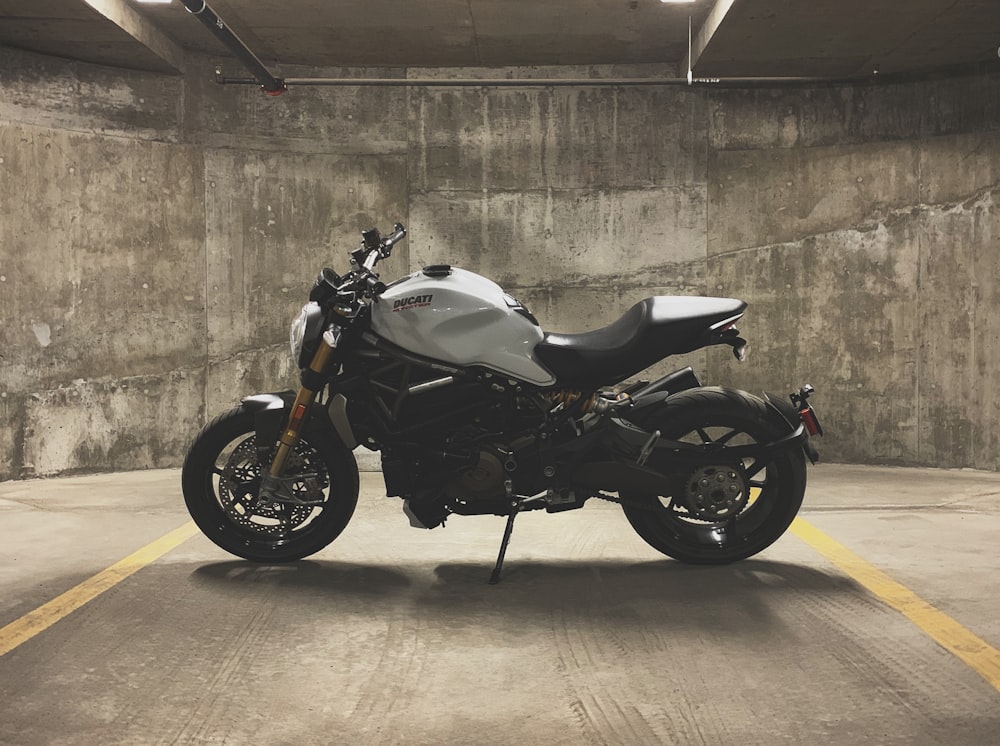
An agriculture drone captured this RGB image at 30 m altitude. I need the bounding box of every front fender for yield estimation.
[241,392,294,461]
[240,391,342,456]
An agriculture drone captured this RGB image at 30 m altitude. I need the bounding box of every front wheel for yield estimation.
[620,387,806,564]
[181,407,359,562]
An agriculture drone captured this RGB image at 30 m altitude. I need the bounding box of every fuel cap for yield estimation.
[422,265,452,278]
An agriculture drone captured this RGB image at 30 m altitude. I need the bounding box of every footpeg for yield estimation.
[544,488,587,513]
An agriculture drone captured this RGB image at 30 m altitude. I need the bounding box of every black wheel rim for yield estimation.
[649,420,784,551]
[209,433,333,546]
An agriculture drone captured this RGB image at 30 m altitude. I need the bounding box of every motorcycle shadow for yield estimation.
[423,558,864,634]
[443,556,848,585]
[431,557,859,603]
[188,557,862,633]
[190,560,412,598]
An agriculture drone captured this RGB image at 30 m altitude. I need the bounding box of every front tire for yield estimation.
[621,387,806,564]
[182,407,359,562]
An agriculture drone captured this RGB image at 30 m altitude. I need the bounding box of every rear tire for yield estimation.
[621,387,806,564]
[182,407,359,563]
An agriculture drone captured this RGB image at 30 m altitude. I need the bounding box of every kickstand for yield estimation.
[489,494,521,585]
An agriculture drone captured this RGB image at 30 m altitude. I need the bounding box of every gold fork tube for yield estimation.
[268,339,338,476]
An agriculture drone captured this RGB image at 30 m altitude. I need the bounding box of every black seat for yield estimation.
[534,296,747,386]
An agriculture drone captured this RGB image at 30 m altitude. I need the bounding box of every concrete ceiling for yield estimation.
[0,0,999,82]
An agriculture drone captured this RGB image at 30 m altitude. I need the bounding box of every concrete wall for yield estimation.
[0,49,408,479]
[705,79,1000,467]
[406,65,711,390]
[1,45,998,479]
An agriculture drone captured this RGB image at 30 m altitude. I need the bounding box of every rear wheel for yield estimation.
[621,387,806,564]
[182,407,359,562]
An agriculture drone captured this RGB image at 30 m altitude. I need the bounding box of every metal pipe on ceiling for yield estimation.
[181,0,875,92]
[213,71,872,89]
[213,72,694,88]
[179,0,286,94]
[186,2,993,92]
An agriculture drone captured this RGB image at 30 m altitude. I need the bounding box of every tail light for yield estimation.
[791,385,824,437]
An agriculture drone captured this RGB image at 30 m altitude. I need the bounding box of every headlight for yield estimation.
[289,301,323,368]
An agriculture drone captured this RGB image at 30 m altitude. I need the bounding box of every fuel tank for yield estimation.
[370,267,556,386]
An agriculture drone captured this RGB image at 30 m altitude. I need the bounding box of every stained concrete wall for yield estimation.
[406,65,711,390]
[1,44,998,479]
[0,48,408,479]
[705,79,1000,468]
[405,69,1000,469]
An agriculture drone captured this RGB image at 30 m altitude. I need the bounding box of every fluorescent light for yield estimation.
[135,0,172,4]
[660,0,697,4]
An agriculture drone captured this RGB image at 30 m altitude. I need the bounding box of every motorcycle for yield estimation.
[182,222,823,583]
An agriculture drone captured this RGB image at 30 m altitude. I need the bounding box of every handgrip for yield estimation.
[364,273,387,297]
[383,223,406,248]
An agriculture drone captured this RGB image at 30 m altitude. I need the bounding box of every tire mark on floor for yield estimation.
[346,607,429,741]
[166,598,278,745]
[552,607,701,745]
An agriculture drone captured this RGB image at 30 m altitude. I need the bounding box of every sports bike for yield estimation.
[182,223,823,582]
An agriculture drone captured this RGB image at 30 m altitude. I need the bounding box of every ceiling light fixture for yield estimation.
[660,0,697,4]
[134,0,173,5]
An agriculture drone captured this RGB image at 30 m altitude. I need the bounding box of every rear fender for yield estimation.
[606,411,807,465]
[620,387,816,464]
[619,390,672,430]
[763,391,820,464]
[629,366,702,402]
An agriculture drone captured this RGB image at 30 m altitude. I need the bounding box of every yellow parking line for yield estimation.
[0,521,199,658]
[791,517,1000,694]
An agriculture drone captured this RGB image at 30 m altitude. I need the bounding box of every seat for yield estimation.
[533,296,747,386]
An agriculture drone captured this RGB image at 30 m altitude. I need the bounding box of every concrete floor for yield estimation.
[1,464,999,745]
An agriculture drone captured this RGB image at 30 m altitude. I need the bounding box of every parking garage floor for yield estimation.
[1,464,999,745]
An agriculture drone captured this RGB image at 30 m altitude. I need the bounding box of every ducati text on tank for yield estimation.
[182,222,824,583]
[392,295,433,312]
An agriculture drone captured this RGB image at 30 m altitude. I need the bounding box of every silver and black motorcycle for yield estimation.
[182,223,823,582]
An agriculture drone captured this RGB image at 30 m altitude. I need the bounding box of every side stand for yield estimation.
[488,496,522,585]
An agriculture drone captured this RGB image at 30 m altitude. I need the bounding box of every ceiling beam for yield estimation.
[82,0,186,73]
[683,0,736,75]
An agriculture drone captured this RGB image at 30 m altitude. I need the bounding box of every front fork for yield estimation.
[258,334,339,506]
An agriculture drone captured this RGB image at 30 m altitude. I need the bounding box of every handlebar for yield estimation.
[384,222,406,248]
[311,223,404,311]
[363,273,387,296]
[356,222,407,271]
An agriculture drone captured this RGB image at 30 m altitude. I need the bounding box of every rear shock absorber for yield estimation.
[546,389,597,413]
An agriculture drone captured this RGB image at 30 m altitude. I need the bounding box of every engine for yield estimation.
[379,418,546,528]
[444,446,509,502]
[337,326,581,527]
[382,432,527,505]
